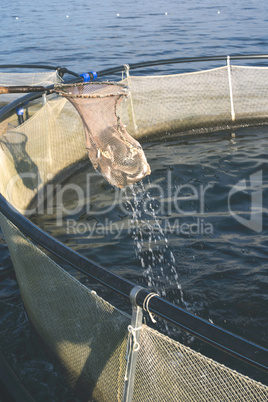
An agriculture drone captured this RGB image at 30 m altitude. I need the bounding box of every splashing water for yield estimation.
[122,180,186,307]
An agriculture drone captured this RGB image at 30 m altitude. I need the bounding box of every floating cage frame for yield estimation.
[0,56,268,401]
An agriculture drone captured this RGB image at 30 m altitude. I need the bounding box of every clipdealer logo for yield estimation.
[228,170,263,233]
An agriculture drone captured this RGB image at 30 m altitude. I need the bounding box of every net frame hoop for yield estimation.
[54,81,129,99]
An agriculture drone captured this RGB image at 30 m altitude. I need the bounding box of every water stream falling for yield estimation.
[122,180,186,308]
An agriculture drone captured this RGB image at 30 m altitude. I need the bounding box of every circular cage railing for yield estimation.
[0,56,268,401]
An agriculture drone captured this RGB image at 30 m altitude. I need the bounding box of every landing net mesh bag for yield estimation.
[0,213,267,401]
[55,82,151,188]
[0,70,63,104]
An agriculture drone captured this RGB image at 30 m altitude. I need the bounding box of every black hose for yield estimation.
[1,56,268,373]
[97,53,268,77]
[0,194,267,373]
[0,64,80,78]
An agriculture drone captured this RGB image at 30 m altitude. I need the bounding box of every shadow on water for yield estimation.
[0,131,41,190]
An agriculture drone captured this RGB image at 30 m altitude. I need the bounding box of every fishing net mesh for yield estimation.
[0,213,267,401]
[121,65,268,138]
[0,96,86,213]
[1,65,268,212]
[0,212,130,401]
[134,325,268,401]
[55,82,151,188]
[0,64,268,400]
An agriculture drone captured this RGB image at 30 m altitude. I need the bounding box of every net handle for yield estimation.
[0,85,52,94]
[0,83,128,98]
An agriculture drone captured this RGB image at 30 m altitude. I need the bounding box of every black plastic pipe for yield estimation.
[97,53,268,77]
[1,56,268,373]
[0,194,267,373]
[0,64,80,78]
[1,54,268,121]
[0,77,83,121]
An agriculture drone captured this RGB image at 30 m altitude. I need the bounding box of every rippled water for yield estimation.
[28,126,268,389]
[1,0,268,399]
[32,127,268,345]
[1,0,268,72]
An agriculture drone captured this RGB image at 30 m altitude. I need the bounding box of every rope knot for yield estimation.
[128,325,142,351]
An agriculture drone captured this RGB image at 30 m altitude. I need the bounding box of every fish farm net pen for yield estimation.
[0,195,267,373]
[0,56,268,401]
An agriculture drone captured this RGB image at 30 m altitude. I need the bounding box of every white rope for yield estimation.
[124,324,142,381]
[143,292,160,323]
[124,64,138,132]
[128,325,142,351]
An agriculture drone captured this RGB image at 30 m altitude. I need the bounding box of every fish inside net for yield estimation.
[55,82,151,188]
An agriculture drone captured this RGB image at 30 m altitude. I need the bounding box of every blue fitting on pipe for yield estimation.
[16,107,24,124]
[16,107,24,116]
[80,71,98,82]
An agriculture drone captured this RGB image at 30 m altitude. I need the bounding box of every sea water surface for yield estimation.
[1,0,268,400]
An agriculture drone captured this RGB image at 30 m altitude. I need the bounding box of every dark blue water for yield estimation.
[1,0,268,72]
[1,0,268,399]
[31,127,268,342]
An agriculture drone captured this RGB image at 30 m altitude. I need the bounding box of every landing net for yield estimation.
[55,82,151,188]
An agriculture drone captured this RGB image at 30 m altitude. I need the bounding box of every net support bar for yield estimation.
[124,64,138,132]
[123,286,144,402]
[227,56,236,122]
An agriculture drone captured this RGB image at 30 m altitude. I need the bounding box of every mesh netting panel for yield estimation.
[1,64,268,400]
[1,65,268,202]
[133,325,268,401]
[0,71,62,103]
[1,209,267,402]
[55,82,151,188]
[0,96,85,213]
[121,65,268,138]
[231,66,268,120]
[0,212,130,401]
